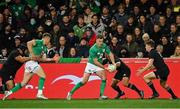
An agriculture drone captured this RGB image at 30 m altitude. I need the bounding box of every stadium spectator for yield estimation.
[51,24,61,47]
[169,23,179,45]
[82,27,96,47]
[134,27,143,46]
[66,30,79,47]
[47,41,56,58]
[158,15,170,35]
[1,24,15,51]
[113,24,126,45]
[0,48,8,59]
[68,47,78,58]
[83,6,94,24]
[160,36,174,57]
[109,36,124,58]
[138,15,153,35]
[176,15,180,31]
[100,6,112,28]
[156,44,164,57]
[123,34,139,57]
[87,14,105,36]
[165,6,176,24]
[76,38,89,58]
[56,35,70,57]
[132,5,141,23]
[125,16,136,34]
[114,4,128,26]
[68,8,78,25]
[146,5,159,25]
[36,8,46,26]
[73,15,87,39]
[170,45,180,58]
[151,23,162,45]
[59,15,73,36]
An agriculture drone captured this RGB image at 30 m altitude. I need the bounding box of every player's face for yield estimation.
[96,38,104,47]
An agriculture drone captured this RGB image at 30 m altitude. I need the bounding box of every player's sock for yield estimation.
[70,82,84,95]
[165,87,176,97]
[100,80,106,96]
[11,83,22,93]
[112,85,122,94]
[147,81,158,94]
[38,77,45,95]
[128,83,140,93]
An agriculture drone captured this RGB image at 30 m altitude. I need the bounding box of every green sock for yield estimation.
[38,77,45,90]
[70,82,84,94]
[100,80,106,96]
[11,83,22,93]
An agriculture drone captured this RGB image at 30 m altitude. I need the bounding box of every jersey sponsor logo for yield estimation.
[103,49,105,52]
[51,74,101,85]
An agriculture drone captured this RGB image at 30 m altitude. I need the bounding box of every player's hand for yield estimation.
[31,56,40,61]
[104,67,109,72]
[53,55,60,63]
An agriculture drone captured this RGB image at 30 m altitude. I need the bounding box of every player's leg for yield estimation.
[67,73,91,100]
[160,79,177,99]
[122,77,144,99]
[144,72,159,98]
[96,70,107,99]
[111,78,125,99]
[2,72,33,100]
[70,73,90,94]
[34,66,48,99]
[5,80,15,90]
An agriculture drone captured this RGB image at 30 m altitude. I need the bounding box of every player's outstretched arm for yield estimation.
[108,52,116,66]
[15,55,31,63]
[137,59,154,76]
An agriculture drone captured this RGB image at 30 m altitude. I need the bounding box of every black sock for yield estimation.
[166,87,176,97]
[128,83,140,93]
[147,81,158,94]
[112,85,122,94]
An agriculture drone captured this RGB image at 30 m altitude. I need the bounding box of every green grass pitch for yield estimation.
[0,99,180,108]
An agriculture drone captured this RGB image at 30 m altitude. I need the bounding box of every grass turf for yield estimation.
[0,99,179,108]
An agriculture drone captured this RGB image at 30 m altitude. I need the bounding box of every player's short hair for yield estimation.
[17,44,27,53]
[43,32,51,38]
[96,35,104,39]
[146,40,155,48]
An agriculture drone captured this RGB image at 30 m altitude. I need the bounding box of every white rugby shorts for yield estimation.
[24,61,41,73]
[85,63,104,73]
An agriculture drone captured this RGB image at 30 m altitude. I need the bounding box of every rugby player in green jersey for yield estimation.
[3,33,55,100]
[67,35,116,100]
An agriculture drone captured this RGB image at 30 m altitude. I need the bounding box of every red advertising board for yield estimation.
[0,58,180,99]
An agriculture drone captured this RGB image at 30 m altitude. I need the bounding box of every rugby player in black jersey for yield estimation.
[103,55,144,99]
[137,40,177,99]
[0,45,31,93]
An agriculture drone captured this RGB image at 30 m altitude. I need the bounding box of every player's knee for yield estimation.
[81,80,88,84]
[143,75,149,83]
[21,82,27,87]
[6,84,14,90]
[160,81,167,88]
[122,82,129,87]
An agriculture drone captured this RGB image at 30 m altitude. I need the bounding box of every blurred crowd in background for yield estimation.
[0,0,180,59]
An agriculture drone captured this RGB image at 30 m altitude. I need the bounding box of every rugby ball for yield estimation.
[108,64,116,72]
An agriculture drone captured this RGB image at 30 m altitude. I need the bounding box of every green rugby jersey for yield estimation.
[32,40,47,56]
[88,43,111,65]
